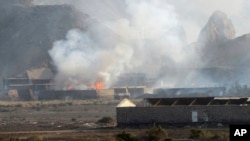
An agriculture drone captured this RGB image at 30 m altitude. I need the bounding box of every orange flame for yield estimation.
[95,81,103,90]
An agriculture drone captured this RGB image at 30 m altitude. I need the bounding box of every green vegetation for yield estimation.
[115,131,138,141]
[189,128,229,141]
[210,132,229,141]
[8,135,43,141]
[189,128,205,139]
[115,126,170,141]
[26,135,43,141]
[114,127,228,141]
[9,137,21,141]
[2,128,229,141]
[142,126,169,141]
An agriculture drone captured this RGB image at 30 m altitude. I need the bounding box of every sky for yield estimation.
[34,0,250,43]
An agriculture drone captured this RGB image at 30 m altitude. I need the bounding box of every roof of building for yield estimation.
[146,97,250,106]
[117,98,136,107]
[26,67,53,80]
[153,87,225,97]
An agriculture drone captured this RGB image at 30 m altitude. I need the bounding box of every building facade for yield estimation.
[117,97,250,126]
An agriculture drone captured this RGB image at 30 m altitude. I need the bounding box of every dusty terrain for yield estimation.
[0,99,229,141]
[0,99,123,140]
[0,100,119,131]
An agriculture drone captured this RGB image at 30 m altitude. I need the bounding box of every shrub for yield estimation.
[26,135,43,141]
[9,137,21,141]
[199,131,213,141]
[189,128,213,141]
[210,132,229,141]
[71,118,77,122]
[115,131,138,141]
[142,126,168,141]
[189,128,203,139]
[164,138,172,141]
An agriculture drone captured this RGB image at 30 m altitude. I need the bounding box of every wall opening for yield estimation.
[192,111,198,122]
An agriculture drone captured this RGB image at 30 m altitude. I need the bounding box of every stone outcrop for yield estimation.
[193,11,250,83]
[198,10,235,46]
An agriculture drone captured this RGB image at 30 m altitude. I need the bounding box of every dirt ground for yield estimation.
[0,100,118,132]
[0,99,121,140]
[0,99,229,141]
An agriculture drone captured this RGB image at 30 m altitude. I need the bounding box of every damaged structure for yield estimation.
[117,97,250,127]
[3,67,53,100]
[2,69,147,100]
[3,67,53,91]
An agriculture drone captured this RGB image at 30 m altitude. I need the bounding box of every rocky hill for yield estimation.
[0,2,88,80]
[195,11,250,83]
[198,11,235,46]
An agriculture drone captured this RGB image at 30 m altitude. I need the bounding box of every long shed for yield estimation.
[117,97,250,127]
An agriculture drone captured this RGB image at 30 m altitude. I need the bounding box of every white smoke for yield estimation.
[49,0,197,90]
[49,29,134,89]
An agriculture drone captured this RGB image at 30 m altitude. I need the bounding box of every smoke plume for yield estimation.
[49,0,199,90]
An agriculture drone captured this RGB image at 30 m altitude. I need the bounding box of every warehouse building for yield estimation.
[117,97,250,127]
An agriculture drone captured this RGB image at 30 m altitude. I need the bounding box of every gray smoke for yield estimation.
[48,0,201,90]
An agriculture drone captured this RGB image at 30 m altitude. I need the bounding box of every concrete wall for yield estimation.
[17,89,34,101]
[38,90,97,100]
[117,106,250,126]
[97,89,114,99]
[114,88,127,94]
[128,88,144,98]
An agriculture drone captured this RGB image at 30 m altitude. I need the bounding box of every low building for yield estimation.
[3,67,53,92]
[127,87,145,99]
[97,89,114,99]
[2,67,53,100]
[38,90,98,100]
[114,88,130,99]
[153,87,226,97]
[117,97,250,127]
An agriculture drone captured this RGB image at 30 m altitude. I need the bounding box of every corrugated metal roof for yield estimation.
[145,97,250,106]
[214,97,241,100]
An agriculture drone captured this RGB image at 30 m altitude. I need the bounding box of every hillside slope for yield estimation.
[0,3,88,79]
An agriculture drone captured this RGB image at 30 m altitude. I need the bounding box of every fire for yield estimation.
[67,81,103,90]
[95,81,103,90]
